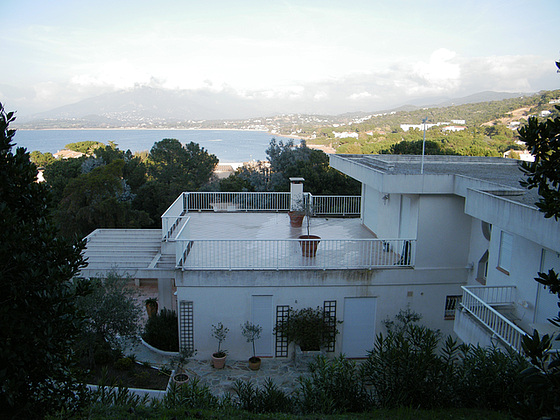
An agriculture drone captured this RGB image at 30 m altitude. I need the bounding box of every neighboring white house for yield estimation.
[81,154,560,360]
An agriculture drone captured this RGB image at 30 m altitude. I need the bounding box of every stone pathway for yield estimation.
[124,339,311,398]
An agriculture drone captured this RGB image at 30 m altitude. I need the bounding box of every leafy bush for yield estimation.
[142,308,179,352]
[297,354,372,414]
[361,309,530,413]
[454,345,529,411]
[361,309,454,409]
[162,378,220,410]
[274,306,339,351]
[233,379,293,414]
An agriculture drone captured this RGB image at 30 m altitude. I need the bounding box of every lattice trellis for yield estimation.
[323,300,337,352]
[179,300,194,351]
[275,305,290,357]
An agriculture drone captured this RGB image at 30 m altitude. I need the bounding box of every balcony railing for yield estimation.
[175,238,415,270]
[162,192,361,240]
[460,285,527,353]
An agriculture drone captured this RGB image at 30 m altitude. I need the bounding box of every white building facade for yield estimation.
[81,154,560,360]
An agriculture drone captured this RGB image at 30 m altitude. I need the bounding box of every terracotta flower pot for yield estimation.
[248,356,261,370]
[212,352,227,369]
[298,235,321,257]
[288,211,304,227]
[173,372,189,385]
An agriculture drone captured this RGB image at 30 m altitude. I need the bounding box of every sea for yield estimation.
[12,129,293,163]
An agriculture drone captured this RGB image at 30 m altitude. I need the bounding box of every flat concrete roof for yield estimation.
[334,154,539,206]
[182,212,376,240]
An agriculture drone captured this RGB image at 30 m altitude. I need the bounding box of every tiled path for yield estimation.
[125,339,311,398]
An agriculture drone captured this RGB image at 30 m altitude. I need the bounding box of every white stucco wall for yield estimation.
[176,268,465,360]
[415,195,471,269]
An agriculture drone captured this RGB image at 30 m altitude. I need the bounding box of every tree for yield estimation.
[519,106,560,220]
[265,138,361,195]
[147,139,218,190]
[29,150,55,167]
[518,103,560,417]
[135,139,218,225]
[0,103,90,417]
[75,273,142,367]
[55,160,151,238]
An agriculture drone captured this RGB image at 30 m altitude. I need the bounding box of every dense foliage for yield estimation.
[142,308,180,352]
[216,139,361,195]
[273,306,339,351]
[0,103,90,417]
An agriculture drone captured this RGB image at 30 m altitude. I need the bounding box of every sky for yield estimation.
[1,0,559,116]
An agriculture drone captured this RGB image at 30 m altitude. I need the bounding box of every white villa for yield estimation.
[81,154,560,360]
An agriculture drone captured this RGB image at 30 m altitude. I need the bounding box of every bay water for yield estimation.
[12,129,292,163]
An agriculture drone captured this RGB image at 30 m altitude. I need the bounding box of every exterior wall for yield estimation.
[176,268,465,360]
[465,218,491,285]
[415,195,471,269]
[362,184,401,238]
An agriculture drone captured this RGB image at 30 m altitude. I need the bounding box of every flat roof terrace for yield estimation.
[181,212,375,240]
[176,213,414,270]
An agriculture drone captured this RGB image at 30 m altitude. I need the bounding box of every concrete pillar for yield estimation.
[289,177,305,211]
[158,278,175,311]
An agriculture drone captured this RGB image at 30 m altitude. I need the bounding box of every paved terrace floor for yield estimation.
[179,212,387,270]
[124,338,312,398]
[182,212,374,240]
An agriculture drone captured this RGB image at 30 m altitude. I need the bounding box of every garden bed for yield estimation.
[85,361,170,391]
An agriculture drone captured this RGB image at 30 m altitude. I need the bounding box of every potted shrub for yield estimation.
[274,306,339,366]
[297,198,320,257]
[145,297,158,318]
[241,321,263,370]
[171,347,196,385]
[211,322,229,369]
[288,195,306,227]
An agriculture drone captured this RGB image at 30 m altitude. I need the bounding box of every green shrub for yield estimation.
[297,354,372,414]
[361,310,452,409]
[142,308,179,352]
[113,357,134,371]
[162,378,220,410]
[273,306,339,351]
[455,345,529,411]
[233,378,293,414]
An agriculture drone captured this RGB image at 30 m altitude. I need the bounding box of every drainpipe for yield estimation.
[289,177,305,211]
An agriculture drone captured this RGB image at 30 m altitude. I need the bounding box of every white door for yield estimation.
[535,250,560,325]
[252,295,273,357]
[342,297,377,357]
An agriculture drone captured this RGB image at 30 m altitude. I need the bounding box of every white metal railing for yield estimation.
[186,192,291,212]
[161,193,187,240]
[161,192,362,240]
[175,238,415,270]
[310,195,361,216]
[460,285,527,353]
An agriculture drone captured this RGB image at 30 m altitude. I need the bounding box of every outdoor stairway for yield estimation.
[83,229,162,271]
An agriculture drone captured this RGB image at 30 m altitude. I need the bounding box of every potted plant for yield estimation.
[274,306,339,366]
[145,297,158,318]
[170,347,196,385]
[288,195,306,227]
[297,197,321,257]
[241,321,263,370]
[211,322,229,369]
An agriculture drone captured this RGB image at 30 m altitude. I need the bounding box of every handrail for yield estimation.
[175,238,415,270]
[460,285,527,353]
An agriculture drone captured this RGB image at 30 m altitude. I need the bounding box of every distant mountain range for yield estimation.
[14,87,529,129]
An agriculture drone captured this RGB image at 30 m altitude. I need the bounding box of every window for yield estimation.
[497,231,513,274]
[476,250,489,285]
[444,295,462,320]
